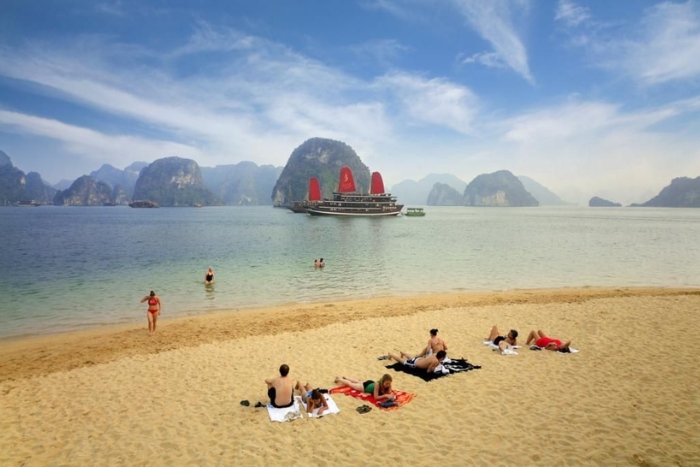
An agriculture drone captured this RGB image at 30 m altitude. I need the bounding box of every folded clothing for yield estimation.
[329,386,416,410]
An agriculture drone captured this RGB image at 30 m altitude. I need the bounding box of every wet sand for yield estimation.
[1,287,699,466]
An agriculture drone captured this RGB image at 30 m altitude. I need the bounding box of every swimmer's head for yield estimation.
[150,291,155,297]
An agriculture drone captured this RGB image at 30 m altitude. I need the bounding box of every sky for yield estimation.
[1,0,700,204]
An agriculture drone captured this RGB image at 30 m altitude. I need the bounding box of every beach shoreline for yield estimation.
[2,286,699,466]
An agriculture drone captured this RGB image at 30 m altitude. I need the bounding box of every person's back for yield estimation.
[417,350,447,372]
[265,364,296,408]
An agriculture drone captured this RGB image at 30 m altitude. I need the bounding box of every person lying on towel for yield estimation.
[265,364,297,408]
[525,329,572,353]
[297,382,329,416]
[388,350,447,372]
[334,374,395,402]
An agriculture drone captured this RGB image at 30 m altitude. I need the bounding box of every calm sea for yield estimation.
[1,206,699,340]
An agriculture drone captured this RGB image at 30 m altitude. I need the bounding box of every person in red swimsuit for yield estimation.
[525,329,572,352]
[140,290,161,336]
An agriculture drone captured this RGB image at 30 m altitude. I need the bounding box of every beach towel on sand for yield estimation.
[529,345,580,354]
[385,358,481,382]
[329,386,416,410]
[267,397,303,422]
[483,341,522,355]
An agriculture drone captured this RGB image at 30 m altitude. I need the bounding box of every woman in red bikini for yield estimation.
[140,290,161,336]
[525,329,572,353]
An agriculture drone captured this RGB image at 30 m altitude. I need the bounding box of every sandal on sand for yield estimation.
[240,400,250,407]
[356,405,372,414]
[254,402,265,408]
[377,355,388,360]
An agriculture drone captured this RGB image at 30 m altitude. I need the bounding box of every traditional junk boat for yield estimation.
[306,167,403,217]
[288,177,322,213]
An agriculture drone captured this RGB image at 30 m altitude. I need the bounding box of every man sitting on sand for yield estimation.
[418,328,448,357]
[388,350,447,373]
[265,364,297,408]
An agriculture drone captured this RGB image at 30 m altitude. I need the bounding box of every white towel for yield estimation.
[530,345,580,354]
[483,340,521,353]
[306,395,341,418]
[267,397,303,422]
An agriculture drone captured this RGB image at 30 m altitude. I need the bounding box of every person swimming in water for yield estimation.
[204,267,215,284]
[140,290,161,336]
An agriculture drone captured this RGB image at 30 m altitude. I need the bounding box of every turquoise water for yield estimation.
[1,206,699,339]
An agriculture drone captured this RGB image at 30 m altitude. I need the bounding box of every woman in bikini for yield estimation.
[334,374,394,401]
[140,290,161,336]
[525,329,572,352]
[487,325,519,350]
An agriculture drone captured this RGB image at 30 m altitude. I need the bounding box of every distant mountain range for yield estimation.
[0,150,56,205]
[390,174,467,206]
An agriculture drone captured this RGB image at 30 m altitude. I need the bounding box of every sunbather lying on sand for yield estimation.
[334,374,395,401]
[487,325,518,350]
[526,330,572,353]
[388,350,447,372]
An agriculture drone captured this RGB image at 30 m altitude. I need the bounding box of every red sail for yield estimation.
[337,166,356,193]
[308,177,321,201]
[370,172,385,194]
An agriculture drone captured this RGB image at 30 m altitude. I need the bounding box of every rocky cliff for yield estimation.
[427,182,464,206]
[53,175,114,206]
[463,170,539,207]
[271,138,370,206]
[201,162,283,205]
[589,196,621,207]
[132,157,222,207]
[634,176,700,207]
[0,151,55,205]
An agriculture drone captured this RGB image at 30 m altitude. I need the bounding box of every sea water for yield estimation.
[1,205,699,339]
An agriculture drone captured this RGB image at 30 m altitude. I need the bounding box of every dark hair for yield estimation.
[149,291,155,297]
[310,389,322,401]
[559,347,571,354]
[510,330,518,339]
[430,328,438,336]
[436,350,447,359]
[279,364,290,376]
[320,258,324,262]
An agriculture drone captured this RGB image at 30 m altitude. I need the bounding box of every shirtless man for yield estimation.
[418,328,447,357]
[388,350,447,373]
[264,364,297,408]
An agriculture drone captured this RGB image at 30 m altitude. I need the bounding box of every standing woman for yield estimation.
[204,267,215,284]
[140,291,161,336]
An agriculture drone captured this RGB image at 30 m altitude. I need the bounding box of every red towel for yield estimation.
[329,386,416,411]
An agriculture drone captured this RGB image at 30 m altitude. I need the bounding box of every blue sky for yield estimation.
[1,0,700,204]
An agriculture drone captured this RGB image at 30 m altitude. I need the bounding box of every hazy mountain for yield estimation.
[271,138,370,207]
[90,161,147,197]
[53,175,114,206]
[0,151,55,205]
[133,157,222,207]
[53,179,74,191]
[25,172,57,204]
[391,174,467,205]
[517,176,570,206]
[632,176,700,207]
[589,196,622,207]
[463,170,539,207]
[201,162,283,205]
[427,183,464,205]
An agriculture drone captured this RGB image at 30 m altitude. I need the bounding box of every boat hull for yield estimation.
[307,206,403,217]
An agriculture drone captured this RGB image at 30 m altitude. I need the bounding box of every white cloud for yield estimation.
[349,39,410,65]
[375,72,479,133]
[461,51,508,69]
[555,0,590,27]
[450,0,534,83]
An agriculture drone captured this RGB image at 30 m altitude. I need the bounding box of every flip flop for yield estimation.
[376,355,389,360]
[240,400,250,406]
[356,405,372,414]
[254,402,265,408]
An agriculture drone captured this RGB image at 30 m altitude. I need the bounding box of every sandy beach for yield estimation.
[1,287,699,466]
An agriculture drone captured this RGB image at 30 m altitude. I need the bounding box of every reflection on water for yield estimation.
[1,206,700,338]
